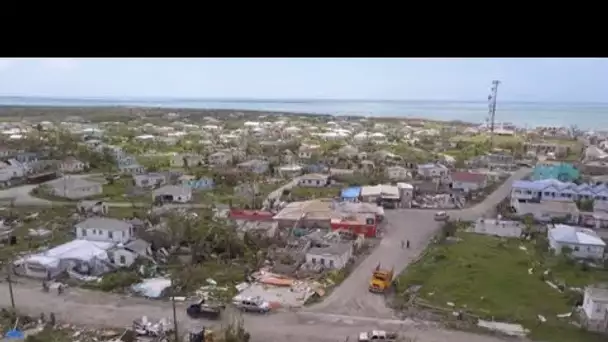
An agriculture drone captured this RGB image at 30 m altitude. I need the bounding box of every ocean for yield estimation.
[0,96,605,130]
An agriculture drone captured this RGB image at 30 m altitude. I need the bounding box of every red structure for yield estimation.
[330,213,377,238]
[228,209,274,221]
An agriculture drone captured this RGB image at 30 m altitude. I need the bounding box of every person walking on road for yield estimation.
[406,240,410,248]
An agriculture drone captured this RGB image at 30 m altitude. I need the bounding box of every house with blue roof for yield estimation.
[510,179,608,209]
[341,186,362,202]
[531,163,580,182]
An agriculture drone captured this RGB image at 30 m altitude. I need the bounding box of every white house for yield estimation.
[472,219,523,238]
[16,239,115,279]
[548,224,606,259]
[59,156,88,173]
[0,160,26,179]
[510,179,608,208]
[298,144,321,159]
[133,173,167,188]
[298,173,329,188]
[110,239,152,267]
[153,185,192,203]
[171,153,206,168]
[386,166,410,181]
[581,285,608,333]
[75,217,134,244]
[305,243,353,270]
[417,163,449,178]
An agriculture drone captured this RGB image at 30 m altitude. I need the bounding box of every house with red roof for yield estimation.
[450,172,487,192]
[228,209,274,223]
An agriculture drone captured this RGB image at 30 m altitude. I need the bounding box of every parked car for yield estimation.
[358,330,398,341]
[434,211,449,221]
[232,296,270,313]
[186,300,223,320]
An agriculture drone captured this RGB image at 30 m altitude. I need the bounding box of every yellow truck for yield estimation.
[369,263,394,293]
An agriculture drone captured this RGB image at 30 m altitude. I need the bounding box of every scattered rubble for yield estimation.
[477,320,529,337]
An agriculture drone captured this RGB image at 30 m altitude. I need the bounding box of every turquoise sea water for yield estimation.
[0,97,606,130]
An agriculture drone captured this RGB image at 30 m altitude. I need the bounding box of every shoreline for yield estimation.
[0,105,480,127]
[0,99,603,129]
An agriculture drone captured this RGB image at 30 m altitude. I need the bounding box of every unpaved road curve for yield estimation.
[310,169,531,317]
[0,280,512,342]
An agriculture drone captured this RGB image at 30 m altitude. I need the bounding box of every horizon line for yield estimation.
[0,95,607,105]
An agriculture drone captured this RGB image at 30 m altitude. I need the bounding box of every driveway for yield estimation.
[310,168,531,317]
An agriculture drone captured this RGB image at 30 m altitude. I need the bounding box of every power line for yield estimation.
[487,80,501,150]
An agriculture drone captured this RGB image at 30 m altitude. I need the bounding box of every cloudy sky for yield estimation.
[0,58,606,102]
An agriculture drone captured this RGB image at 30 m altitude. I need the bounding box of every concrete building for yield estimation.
[417,163,449,178]
[510,179,608,207]
[548,224,606,260]
[74,217,134,244]
[47,178,103,200]
[513,201,580,224]
[152,185,192,203]
[386,166,410,181]
[133,173,168,188]
[305,243,353,270]
[450,172,487,192]
[330,213,378,238]
[471,219,523,238]
[298,173,329,188]
[397,182,414,208]
[581,285,608,333]
[59,156,88,173]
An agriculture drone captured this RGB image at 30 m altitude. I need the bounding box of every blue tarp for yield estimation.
[341,186,362,199]
[5,329,24,339]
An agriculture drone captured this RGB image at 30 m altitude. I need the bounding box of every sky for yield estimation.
[0,58,606,102]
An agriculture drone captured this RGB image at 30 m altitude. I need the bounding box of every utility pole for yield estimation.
[5,245,16,310]
[487,80,501,150]
[7,263,15,310]
[170,275,178,342]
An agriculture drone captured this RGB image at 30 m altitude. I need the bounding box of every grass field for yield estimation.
[395,232,608,342]
[451,133,523,145]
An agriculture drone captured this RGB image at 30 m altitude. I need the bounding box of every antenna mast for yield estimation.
[487,80,500,150]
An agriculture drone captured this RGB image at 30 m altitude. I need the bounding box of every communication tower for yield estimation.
[487,80,501,150]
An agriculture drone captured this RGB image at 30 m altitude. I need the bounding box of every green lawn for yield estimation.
[395,233,607,342]
[286,186,339,201]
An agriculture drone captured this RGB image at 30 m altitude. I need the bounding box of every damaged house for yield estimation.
[15,217,150,280]
[228,209,278,238]
[581,285,608,333]
[305,242,353,270]
[16,239,115,279]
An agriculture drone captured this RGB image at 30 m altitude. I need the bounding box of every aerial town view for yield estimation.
[0,58,606,342]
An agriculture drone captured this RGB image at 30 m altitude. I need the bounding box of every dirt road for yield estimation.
[310,169,531,317]
[0,280,509,342]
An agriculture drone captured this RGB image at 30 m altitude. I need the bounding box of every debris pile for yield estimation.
[132,316,174,338]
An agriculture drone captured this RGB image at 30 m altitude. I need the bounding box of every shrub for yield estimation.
[98,271,141,292]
